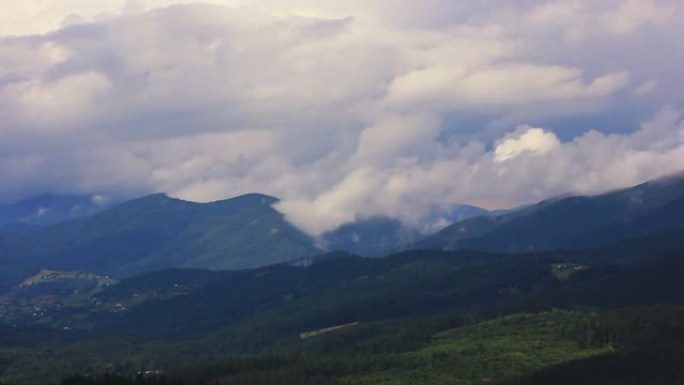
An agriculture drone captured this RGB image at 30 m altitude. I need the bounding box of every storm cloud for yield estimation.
[1,0,683,235]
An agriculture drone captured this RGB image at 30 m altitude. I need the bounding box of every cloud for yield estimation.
[603,0,674,35]
[494,127,561,162]
[275,107,684,235]
[0,1,683,237]
[388,64,630,111]
[8,71,111,129]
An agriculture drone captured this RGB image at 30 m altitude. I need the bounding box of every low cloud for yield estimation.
[277,107,684,235]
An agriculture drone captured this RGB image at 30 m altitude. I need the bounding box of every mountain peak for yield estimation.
[7,190,319,277]
[120,193,196,207]
[226,193,279,205]
[201,193,280,213]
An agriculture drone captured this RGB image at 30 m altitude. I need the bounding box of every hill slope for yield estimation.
[5,193,321,278]
[322,204,493,257]
[418,172,684,252]
[3,229,684,384]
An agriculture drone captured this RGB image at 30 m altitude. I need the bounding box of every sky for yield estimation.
[1,0,684,235]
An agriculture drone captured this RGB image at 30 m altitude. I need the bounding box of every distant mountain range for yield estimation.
[0,193,497,283]
[0,194,114,228]
[322,204,494,256]
[0,193,320,280]
[1,172,683,288]
[418,172,684,252]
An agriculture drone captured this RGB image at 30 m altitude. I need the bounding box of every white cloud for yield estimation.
[7,71,110,129]
[494,127,561,162]
[276,107,684,235]
[603,0,674,35]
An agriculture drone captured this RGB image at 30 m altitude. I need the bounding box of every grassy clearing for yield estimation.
[350,310,612,385]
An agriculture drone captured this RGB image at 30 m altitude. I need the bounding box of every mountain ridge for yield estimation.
[417,172,684,253]
[2,192,319,278]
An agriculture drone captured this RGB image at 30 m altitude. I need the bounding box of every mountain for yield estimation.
[417,172,684,253]
[0,194,114,227]
[0,247,558,336]
[441,203,513,222]
[3,171,683,285]
[322,217,419,256]
[2,179,684,384]
[0,192,498,285]
[3,193,321,279]
[322,204,494,256]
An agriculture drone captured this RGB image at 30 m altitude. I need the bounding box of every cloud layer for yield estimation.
[1,0,683,235]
